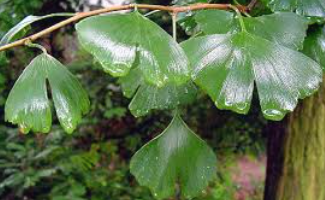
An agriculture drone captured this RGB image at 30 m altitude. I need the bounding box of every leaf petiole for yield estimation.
[144,10,161,17]
[24,41,47,54]
[229,4,247,32]
[243,11,252,17]
[172,12,178,41]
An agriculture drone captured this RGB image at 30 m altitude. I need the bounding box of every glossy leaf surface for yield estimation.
[130,114,216,199]
[76,12,189,87]
[261,0,325,17]
[182,32,322,120]
[5,53,90,133]
[303,25,325,68]
[195,10,308,49]
[119,68,196,117]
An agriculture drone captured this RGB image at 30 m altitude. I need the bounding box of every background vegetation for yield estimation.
[0,0,268,199]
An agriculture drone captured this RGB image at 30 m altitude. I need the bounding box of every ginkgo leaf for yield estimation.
[76,12,190,87]
[303,25,325,68]
[119,67,196,117]
[261,0,325,17]
[130,113,216,199]
[182,32,322,121]
[195,10,308,49]
[243,12,308,50]
[5,53,90,134]
[5,55,51,133]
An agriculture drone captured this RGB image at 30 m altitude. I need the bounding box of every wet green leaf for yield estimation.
[195,11,308,49]
[130,114,216,199]
[261,0,325,17]
[119,68,196,117]
[5,53,90,134]
[182,32,322,121]
[243,12,308,50]
[76,12,189,87]
[303,25,325,68]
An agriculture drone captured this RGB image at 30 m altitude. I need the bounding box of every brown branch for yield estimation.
[0,3,247,53]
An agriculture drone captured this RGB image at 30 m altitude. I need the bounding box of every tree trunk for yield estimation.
[264,78,325,200]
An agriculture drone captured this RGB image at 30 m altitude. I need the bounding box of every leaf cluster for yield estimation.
[1,0,325,199]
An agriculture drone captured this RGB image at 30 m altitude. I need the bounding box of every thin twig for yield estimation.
[247,0,258,11]
[144,10,161,17]
[25,41,47,53]
[0,3,247,52]
[172,11,178,41]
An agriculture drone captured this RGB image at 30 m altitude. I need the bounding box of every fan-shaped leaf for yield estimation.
[119,68,196,117]
[5,53,90,134]
[182,32,322,120]
[76,12,189,87]
[303,25,325,67]
[130,114,216,199]
[261,0,325,17]
[5,55,51,133]
[195,10,308,49]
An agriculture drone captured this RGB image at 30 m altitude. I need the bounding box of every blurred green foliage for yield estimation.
[0,0,266,199]
[0,0,45,36]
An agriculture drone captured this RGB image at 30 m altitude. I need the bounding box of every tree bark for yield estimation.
[264,78,325,200]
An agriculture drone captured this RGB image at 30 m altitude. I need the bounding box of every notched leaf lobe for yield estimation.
[5,53,90,134]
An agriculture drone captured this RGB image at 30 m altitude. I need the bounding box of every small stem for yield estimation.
[243,11,252,17]
[233,0,251,17]
[42,12,76,18]
[248,0,258,11]
[229,4,247,32]
[25,41,47,53]
[144,10,161,17]
[172,12,178,41]
[233,0,241,6]
[190,31,203,39]
[133,3,138,11]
